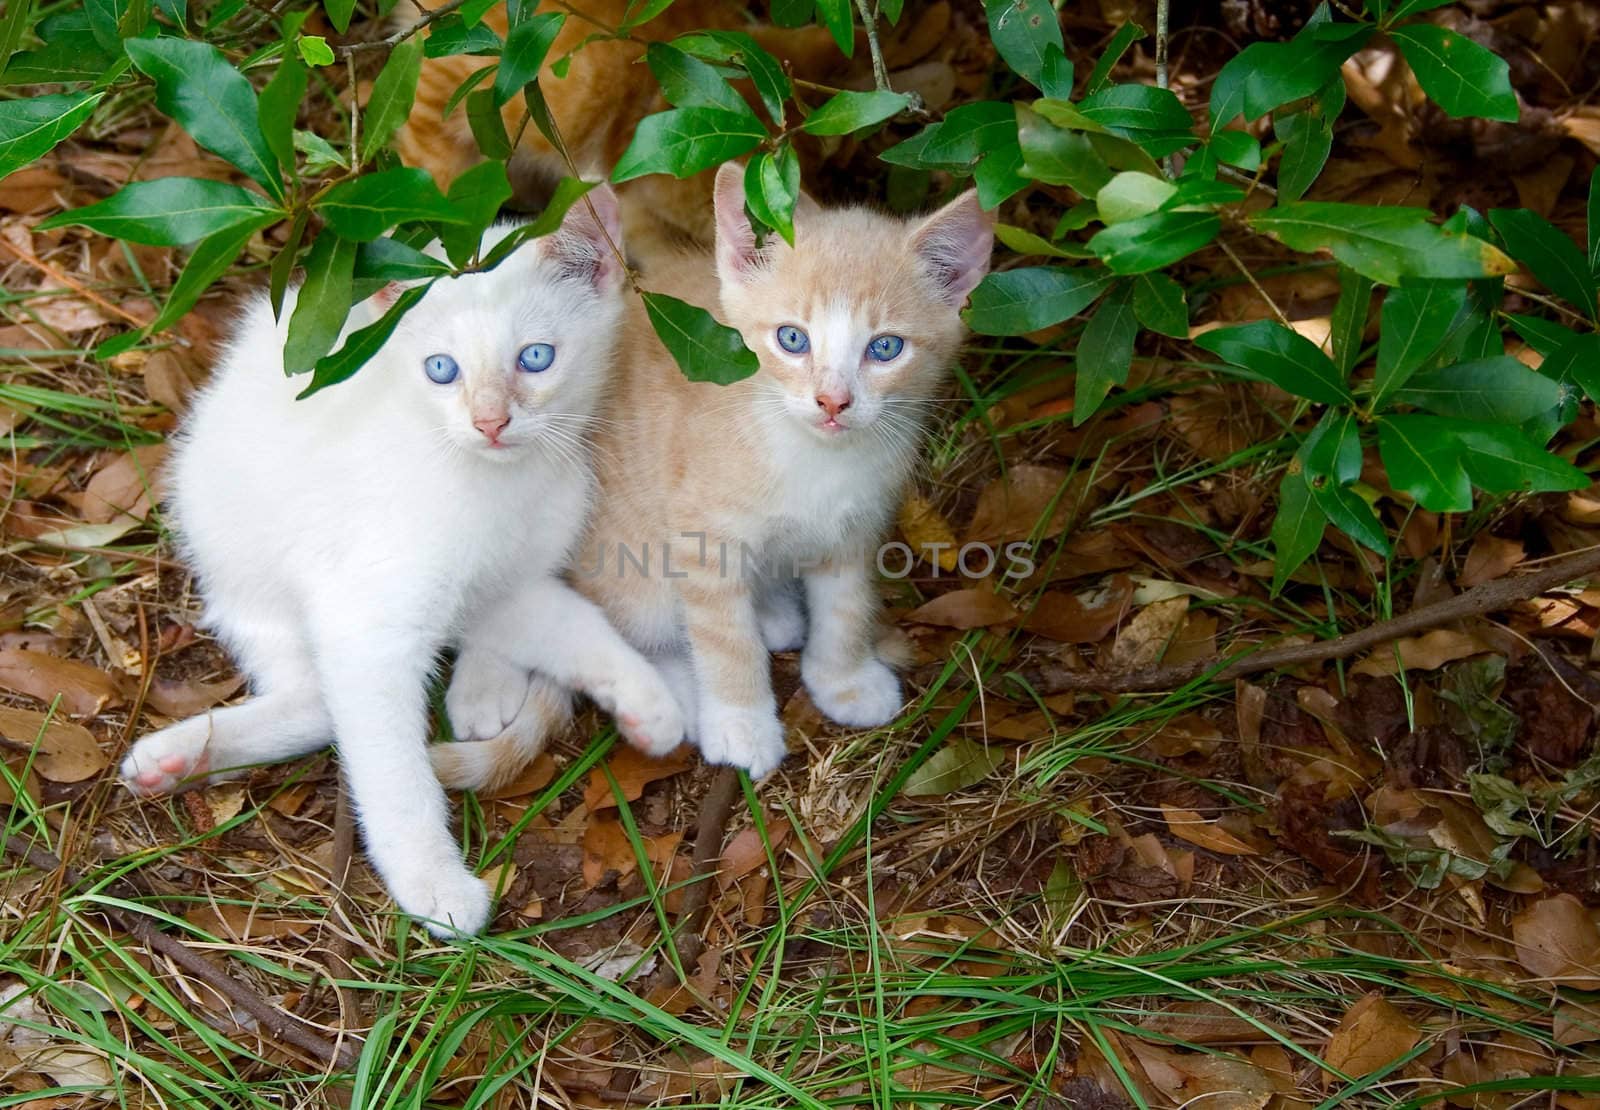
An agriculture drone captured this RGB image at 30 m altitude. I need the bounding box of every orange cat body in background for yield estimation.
[397,0,845,251]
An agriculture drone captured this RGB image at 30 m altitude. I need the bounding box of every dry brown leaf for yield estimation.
[1323,993,1421,1080]
[81,445,166,525]
[966,464,1078,543]
[904,588,1017,629]
[721,819,792,884]
[1137,1000,1271,1045]
[1125,1040,1273,1110]
[1350,628,1489,677]
[581,815,636,888]
[0,166,69,214]
[143,673,244,718]
[0,649,125,717]
[1106,596,1189,670]
[583,743,694,812]
[183,902,313,943]
[1160,804,1260,856]
[1460,534,1524,588]
[143,350,204,412]
[898,492,958,571]
[1165,610,1218,666]
[26,294,110,333]
[1511,895,1600,988]
[1555,999,1600,1047]
[479,751,557,800]
[1023,575,1132,643]
[0,706,106,783]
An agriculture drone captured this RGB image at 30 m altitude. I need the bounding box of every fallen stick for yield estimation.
[3,833,356,1070]
[669,765,742,969]
[1027,544,1600,694]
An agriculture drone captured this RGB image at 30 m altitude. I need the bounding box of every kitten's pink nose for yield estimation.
[815,391,851,419]
[473,414,510,443]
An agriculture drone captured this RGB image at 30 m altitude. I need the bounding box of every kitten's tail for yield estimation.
[430,676,572,795]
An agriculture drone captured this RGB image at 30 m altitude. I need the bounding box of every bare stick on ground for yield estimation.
[1027,544,1600,694]
[669,765,742,969]
[3,833,357,1070]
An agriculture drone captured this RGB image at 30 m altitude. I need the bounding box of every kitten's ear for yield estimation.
[714,161,762,283]
[546,182,624,290]
[910,190,995,306]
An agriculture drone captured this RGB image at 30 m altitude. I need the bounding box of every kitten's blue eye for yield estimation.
[776,325,810,354]
[518,343,555,373]
[423,353,459,384]
[868,335,905,362]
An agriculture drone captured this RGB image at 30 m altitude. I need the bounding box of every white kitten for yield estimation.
[121,187,684,936]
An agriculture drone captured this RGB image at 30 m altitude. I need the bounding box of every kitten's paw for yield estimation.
[803,656,903,729]
[612,665,686,758]
[696,701,788,780]
[757,591,807,653]
[388,863,492,938]
[120,720,213,796]
[447,652,531,741]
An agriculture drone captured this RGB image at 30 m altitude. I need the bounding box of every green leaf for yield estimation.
[802,89,908,136]
[1089,210,1220,275]
[324,0,356,33]
[1095,170,1176,224]
[1039,42,1073,99]
[1329,266,1373,375]
[476,176,598,270]
[994,224,1089,259]
[1487,208,1598,321]
[466,87,514,159]
[294,128,346,173]
[1558,333,1600,402]
[1270,468,1326,593]
[1301,409,1363,485]
[647,42,751,115]
[0,0,35,79]
[1074,280,1137,421]
[642,292,759,384]
[671,31,790,126]
[1377,415,1472,512]
[1131,272,1187,338]
[963,266,1113,336]
[1250,202,1517,285]
[743,146,799,245]
[298,35,334,66]
[1082,20,1143,96]
[3,22,118,86]
[612,107,765,182]
[1505,313,1577,358]
[1392,356,1563,423]
[1076,84,1194,156]
[493,11,564,105]
[0,92,102,181]
[284,232,358,374]
[886,101,1011,171]
[903,736,1004,797]
[125,37,283,200]
[1016,105,1111,194]
[1312,480,1390,556]
[145,215,274,336]
[1274,105,1334,205]
[1209,129,1261,171]
[269,208,309,318]
[258,52,306,179]
[1209,24,1373,127]
[1451,421,1588,494]
[1389,24,1517,123]
[299,284,432,399]
[362,38,424,161]
[440,159,512,266]
[37,177,282,245]
[355,237,452,283]
[1195,320,1353,404]
[1589,165,1600,277]
[620,0,677,31]
[983,0,1063,88]
[85,0,146,49]
[318,167,467,241]
[1373,282,1468,402]
[813,0,854,57]
[424,14,503,57]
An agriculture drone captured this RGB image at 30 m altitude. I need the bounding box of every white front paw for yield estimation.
[610,663,686,757]
[386,861,492,938]
[696,700,788,779]
[803,656,902,729]
[121,719,214,796]
[447,651,531,741]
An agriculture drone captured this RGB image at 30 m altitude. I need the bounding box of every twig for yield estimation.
[1024,543,1600,694]
[1217,235,1292,326]
[2,833,356,1070]
[669,766,742,968]
[336,0,474,55]
[0,236,149,329]
[325,766,360,1024]
[1154,0,1169,91]
[852,0,893,95]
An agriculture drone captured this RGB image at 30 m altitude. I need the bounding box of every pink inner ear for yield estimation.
[913,191,995,304]
[713,162,762,279]
[550,183,624,288]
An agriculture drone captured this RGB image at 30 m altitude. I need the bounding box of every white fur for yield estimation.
[122,205,684,937]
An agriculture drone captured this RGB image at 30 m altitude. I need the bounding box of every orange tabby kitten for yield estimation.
[396,0,845,251]
[433,163,993,791]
